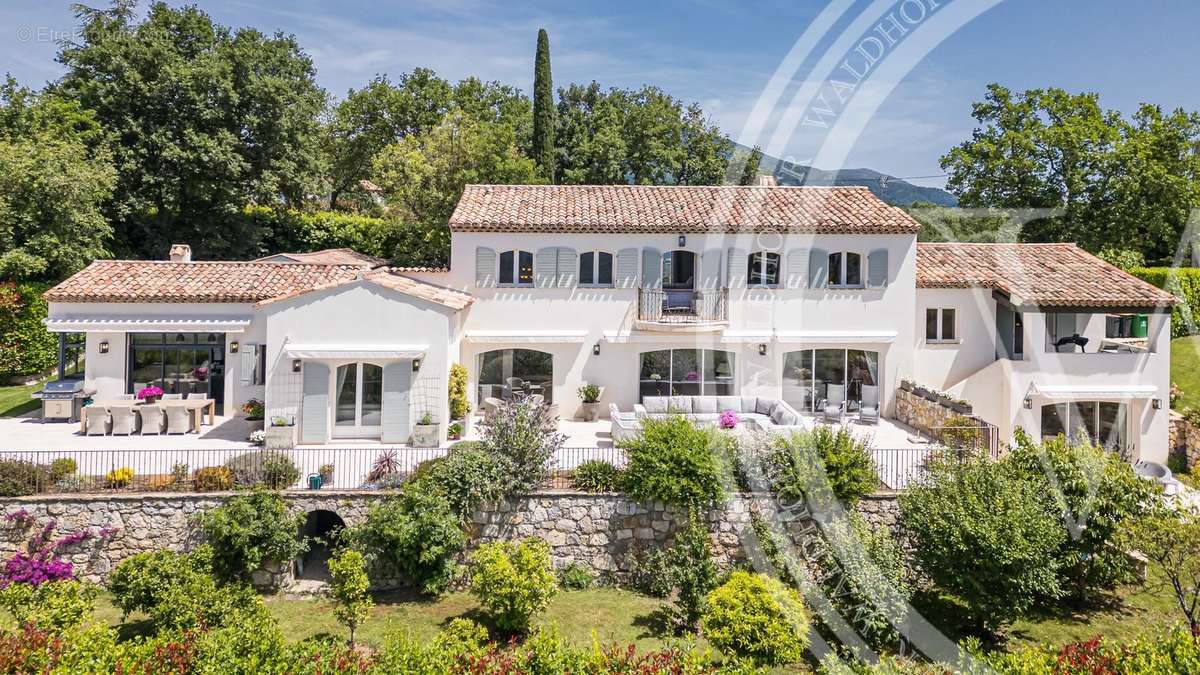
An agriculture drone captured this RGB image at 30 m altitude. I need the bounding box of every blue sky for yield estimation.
[3,0,1199,188]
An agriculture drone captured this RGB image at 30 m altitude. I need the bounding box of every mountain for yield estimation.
[735,144,958,207]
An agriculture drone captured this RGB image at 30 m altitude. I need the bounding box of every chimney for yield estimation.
[755,174,779,187]
[168,244,192,263]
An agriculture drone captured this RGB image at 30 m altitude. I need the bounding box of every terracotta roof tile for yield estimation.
[916,243,1178,309]
[449,184,922,234]
[254,248,389,267]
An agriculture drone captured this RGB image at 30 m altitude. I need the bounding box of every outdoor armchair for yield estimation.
[165,406,191,434]
[109,406,137,435]
[139,405,165,435]
[84,406,110,436]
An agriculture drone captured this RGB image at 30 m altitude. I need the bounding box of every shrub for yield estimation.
[556,562,593,590]
[469,538,559,634]
[702,571,809,666]
[940,414,982,451]
[754,427,878,505]
[449,363,470,420]
[619,416,729,509]
[48,459,76,483]
[0,580,97,632]
[327,548,372,645]
[0,282,56,378]
[224,450,300,489]
[1129,266,1200,337]
[664,516,720,632]
[899,455,1066,633]
[479,395,566,492]
[196,491,307,582]
[105,467,133,488]
[814,513,911,649]
[406,445,511,521]
[628,546,675,598]
[349,489,467,595]
[0,459,48,496]
[1120,506,1200,634]
[571,460,622,492]
[108,547,265,630]
[192,466,234,491]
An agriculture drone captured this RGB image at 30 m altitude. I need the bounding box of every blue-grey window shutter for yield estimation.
[381,362,412,443]
[300,362,330,444]
[700,249,723,289]
[615,248,639,288]
[556,247,577,287]
[867,248,889,288]
[786,248,809,289]
[725,248,748,287]
[475,247,496,287]
[641,248,662,288]
[808,248,828,288]
[534,248,558,288]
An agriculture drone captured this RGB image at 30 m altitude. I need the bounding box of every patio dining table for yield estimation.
[78,398,216,434]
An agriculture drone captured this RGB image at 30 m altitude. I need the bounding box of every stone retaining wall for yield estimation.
[0,491,901,586]
[1168,411,1200,471]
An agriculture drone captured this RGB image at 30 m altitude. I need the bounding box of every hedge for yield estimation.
[1128,267,1200,338]
[245,206,449,269]
[0,282,56,378]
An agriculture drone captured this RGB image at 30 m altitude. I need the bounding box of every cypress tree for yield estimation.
[532,28,555,181]
[739,145,765,185]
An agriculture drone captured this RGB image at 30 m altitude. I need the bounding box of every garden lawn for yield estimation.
[0,379,43,417]
[1170,336,1200,410]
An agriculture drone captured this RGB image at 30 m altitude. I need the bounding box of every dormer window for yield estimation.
[828,252,862,288]
[499,250,533,286]
[747,251,780,286]
[579,251,614,286]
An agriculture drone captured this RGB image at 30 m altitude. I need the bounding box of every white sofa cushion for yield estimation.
[755,397,775,415]
[740,396,759,413]
[692,397,719,414]
[643,397,669,414]
[717,396,742,413]
[668,396,693,413]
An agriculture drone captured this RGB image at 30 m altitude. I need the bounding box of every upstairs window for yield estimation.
[499,250,534,286]
[579,251,614,286]
[925,308,957,342]
[828,251,862,287]
[747,251,780,286]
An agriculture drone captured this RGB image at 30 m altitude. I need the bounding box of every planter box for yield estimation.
[411,423,441,448]
[579,401,601,422]
[951,402,973,415]
[899,381,913,391]
[265,425,294,450]
[937,395,954,407]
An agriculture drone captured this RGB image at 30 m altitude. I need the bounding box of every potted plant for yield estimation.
[136,385,164,404]
[937,391,954,407]
[912,383,930,399]
[922,387,940,402]
[265,416,294,450]
[241,398,265,421]
[951,398,973,415]
[318,463,334,485]
[412,411,440,448]
[578,384,602,422]
[448,363,472,436]
[447,421,463,440]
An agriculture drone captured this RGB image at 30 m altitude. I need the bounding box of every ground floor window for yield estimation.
[1040,401,1128,451]
[782,348,879,412]
[638,349,735,400]
[58,333,85,380]
[127,333,225,409]
[477,349,553,403]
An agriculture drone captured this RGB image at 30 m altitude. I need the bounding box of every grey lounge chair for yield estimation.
[822,384,846,423]
[858,385,880,425]
[110,406,137,435]
[84,406,110,436]
[165,406,191,434]
[482,397,505,417]
[139,405,165,435]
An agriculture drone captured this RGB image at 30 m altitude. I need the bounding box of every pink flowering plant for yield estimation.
[1,510,118,587]
[718,409,739,429]
[136,385,164,400]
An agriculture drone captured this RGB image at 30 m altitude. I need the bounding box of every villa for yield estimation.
[36,183,1176,463]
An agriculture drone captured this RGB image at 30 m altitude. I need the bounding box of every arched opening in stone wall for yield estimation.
[296,509,346,582]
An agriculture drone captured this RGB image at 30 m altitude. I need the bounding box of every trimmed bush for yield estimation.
[448,363,470,421]
[469,538,558,634]
[196,491,307,583]
[0,459,48,496]
[702,571,810,666]
[105,467,133,488]
[224,451,300,489]
[619,416,729,509]
[571,460,622,492]
[48,459,76,484]
[192,466,234,491]
[0,580,97,632]
[107,547,265,630]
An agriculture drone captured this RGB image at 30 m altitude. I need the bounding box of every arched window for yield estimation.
[499,250,534,286]
[579,251,614,286]
[477,349,553,403]
[747,251,780,286]
[828,251,862,287]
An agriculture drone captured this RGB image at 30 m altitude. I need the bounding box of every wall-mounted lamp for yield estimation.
[412,358,422,372]
[291,359,302,373]
[678,235,687,247]
[98,340,109,354]
[229,341,239,354]
[1152,398,1162,410]
[593,342,601,356]
[1022,396,1032,410]
[757,343,768,356]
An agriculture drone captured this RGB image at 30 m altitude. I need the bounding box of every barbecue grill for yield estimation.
[34,380,92,423]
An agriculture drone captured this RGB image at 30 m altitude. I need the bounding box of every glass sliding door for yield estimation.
[127,333,225,413]
[331,362,383,439]
[814,349,846,409]
[1040,401,1128,452]
[638,349,735,401]
[782,348,881,412]
[476,349,553,404]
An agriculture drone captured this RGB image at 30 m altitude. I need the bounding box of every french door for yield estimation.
[332,362,383,439]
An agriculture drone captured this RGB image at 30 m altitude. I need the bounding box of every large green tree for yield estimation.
[941,84,1200,259]
[57,1,327,259]
[0,79,115,280]
[532,28,555,181]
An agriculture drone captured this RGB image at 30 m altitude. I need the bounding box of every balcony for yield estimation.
[636,288,728,332]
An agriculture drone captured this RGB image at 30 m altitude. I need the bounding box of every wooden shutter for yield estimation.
[239,348,255,386]
[867,249,889,288]
[725,248,747,287]
[381,361,412,443]
[299,362,330,444]
[556,247,577,287]
[808,248,828,288]
[534,248,558,288]
[475,247,496,287]
[615,248,639,288]
[785,248,809,289]
[699,249,723,289]
[641,248,662,288]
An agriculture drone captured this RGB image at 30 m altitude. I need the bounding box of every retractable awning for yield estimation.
[284,344,427,359]
[44,317,252,333]
[1032,384,1158,400]
[463,330,588,344]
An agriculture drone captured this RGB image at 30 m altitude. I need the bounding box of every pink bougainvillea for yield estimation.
[0,512,118,587]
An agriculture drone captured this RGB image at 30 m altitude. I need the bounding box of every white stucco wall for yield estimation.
[913,288,998,389]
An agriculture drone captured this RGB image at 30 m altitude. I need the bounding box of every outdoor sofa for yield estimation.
[631,395,807,432]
